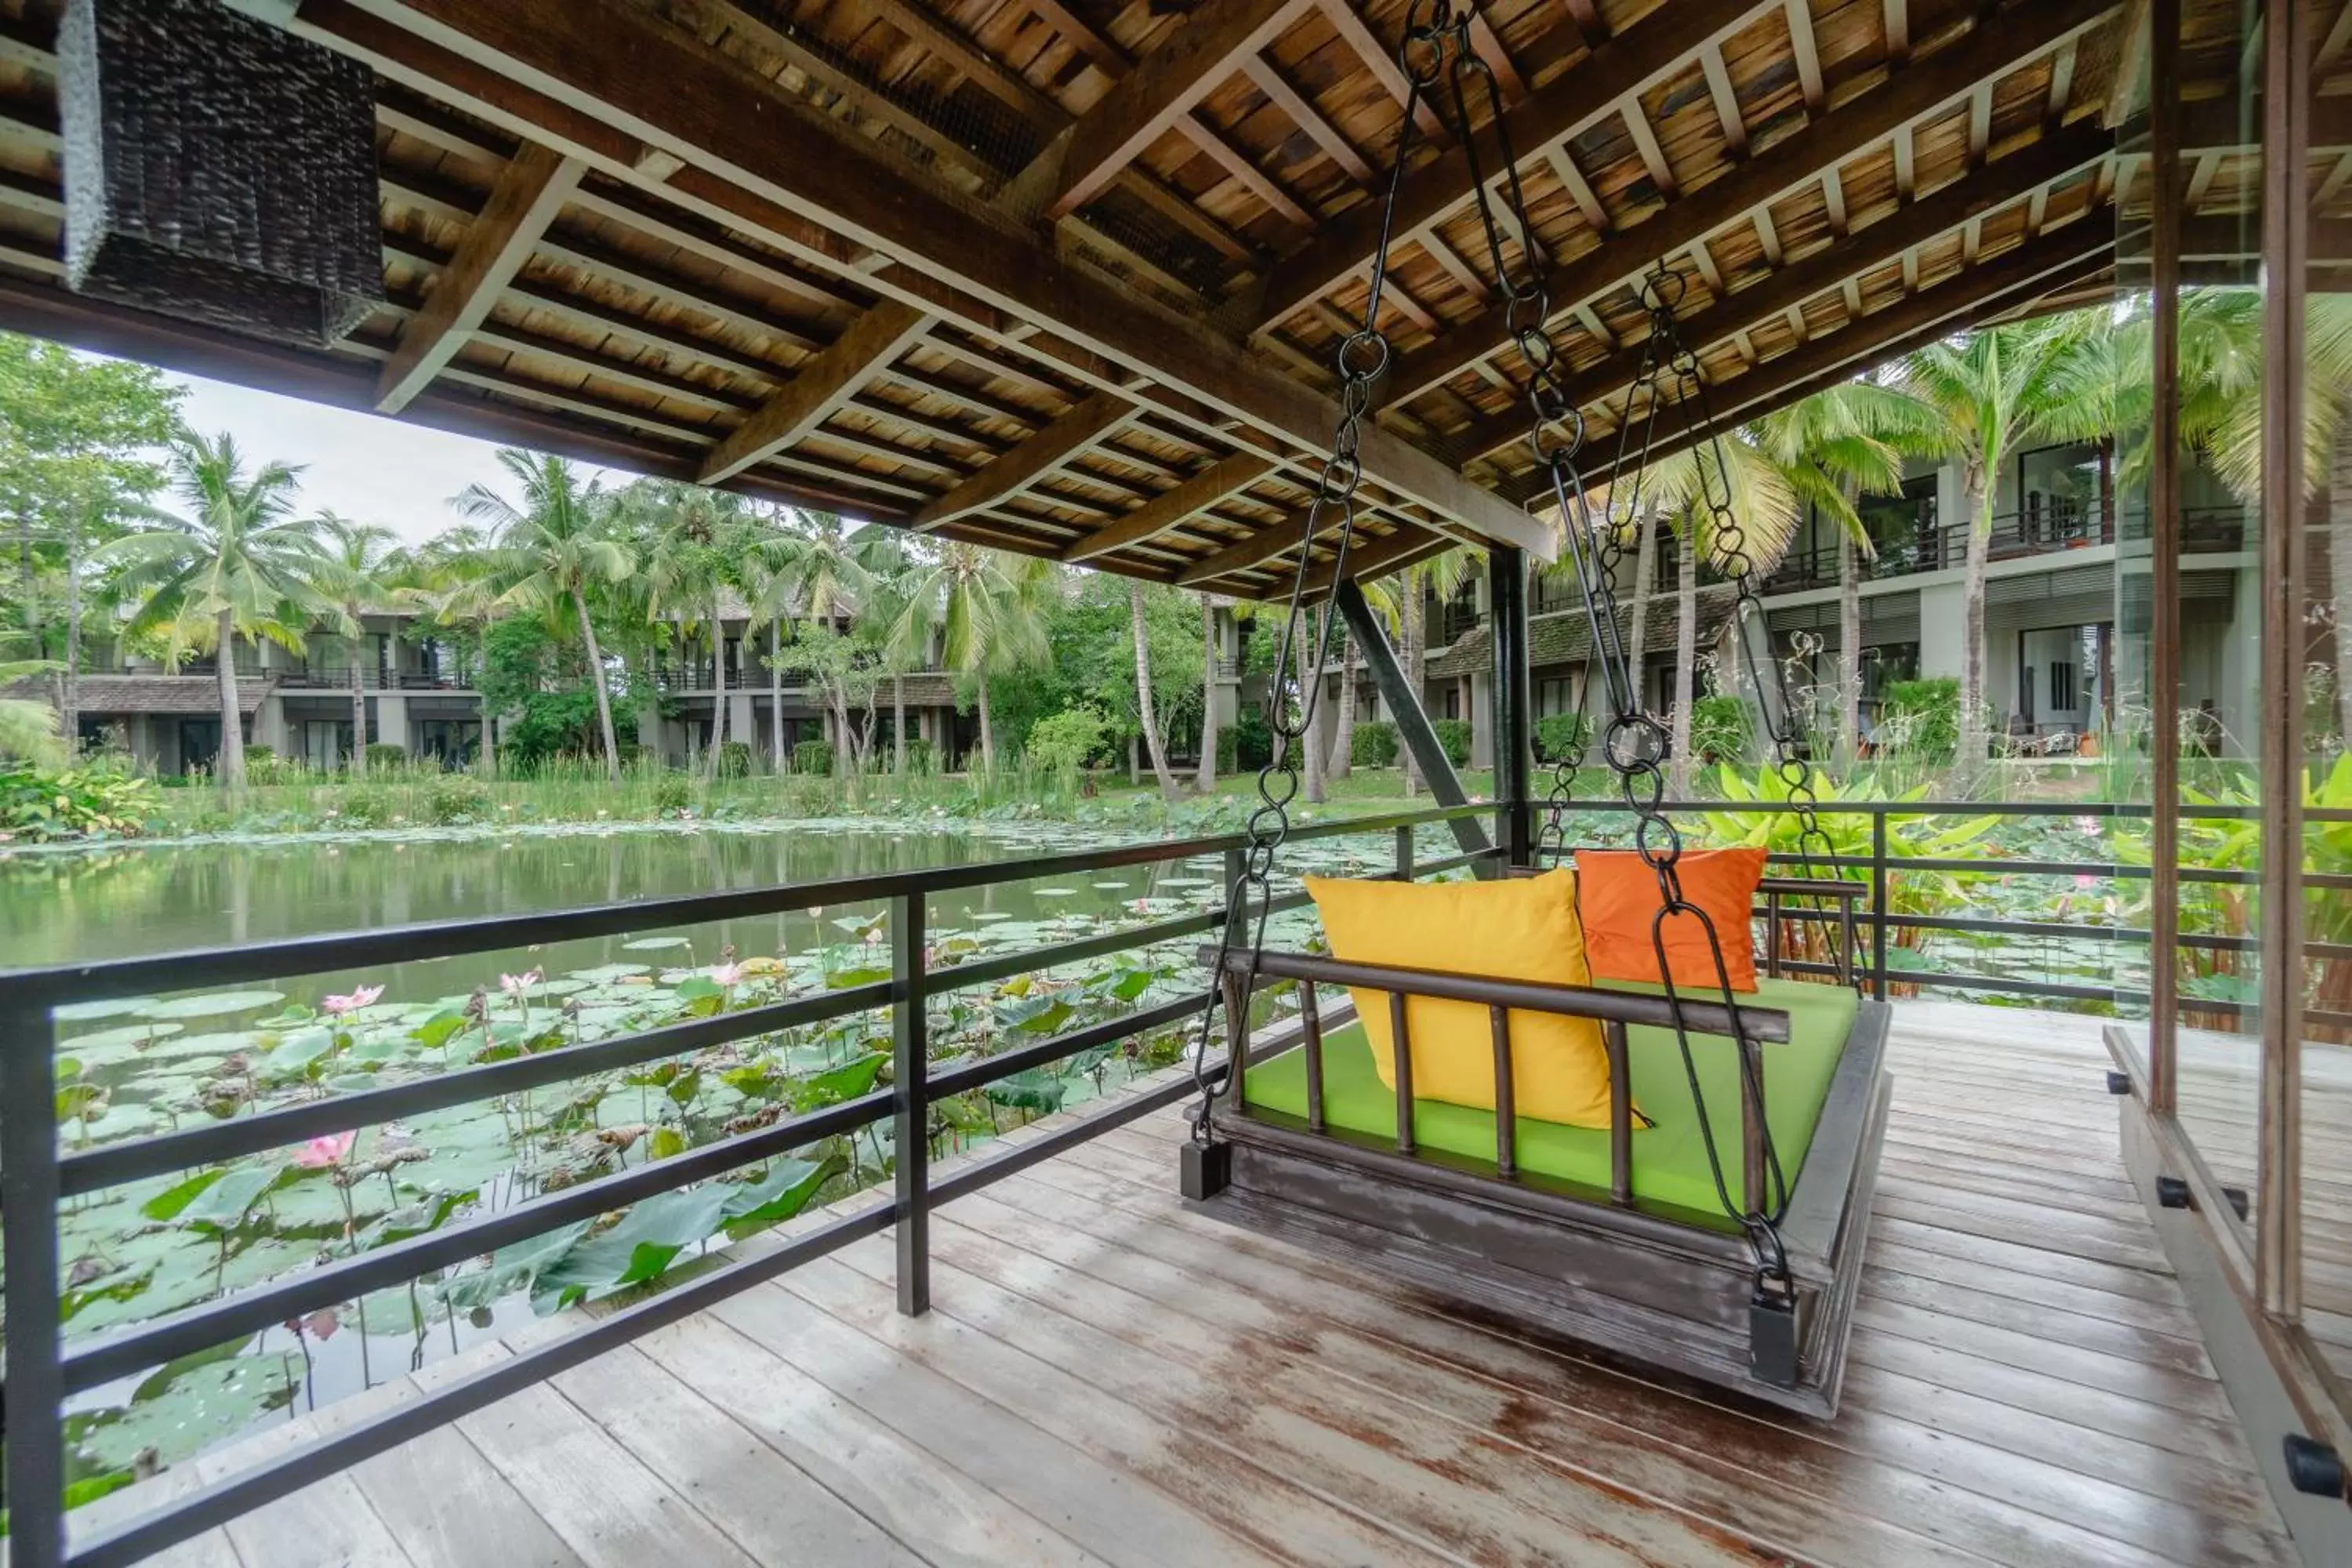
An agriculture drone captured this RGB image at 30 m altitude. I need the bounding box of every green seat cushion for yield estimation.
[1241,978,1858,1221]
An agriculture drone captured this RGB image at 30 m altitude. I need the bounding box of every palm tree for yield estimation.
[94,432,329,788]
[1884,320,2106,776]
[890,542,1053,772]
[636,481,751,777]
[0,648,64,766]
[408,524,503,773]
[1396,549,1474,795]
[760,510,899,774]
[1748,383,1938,769]
[313,513,408,768]
[1130,580,1181,801]
[454,450,633,781]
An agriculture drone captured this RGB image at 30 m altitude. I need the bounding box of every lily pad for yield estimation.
[623,936,692,951]
[58,1021,186,1054]
[136,989,286,1022]
[53,996,156,1023]
[68,1352,297,1471]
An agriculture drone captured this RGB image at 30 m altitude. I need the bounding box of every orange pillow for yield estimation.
[1576,848,1767,993]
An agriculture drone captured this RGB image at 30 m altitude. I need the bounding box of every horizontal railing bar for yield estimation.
[62,1201,900,1568]
[60,1086,892,1394]
[1409,848,1503,877]
[1896,968,2142,1004]
[0,805,1490,1005]
[937,910,1227,994]
[927,993,1212,1101]
[56,981,897,1199]
[1552,797,2352,824]
[1203,947,1791,1042]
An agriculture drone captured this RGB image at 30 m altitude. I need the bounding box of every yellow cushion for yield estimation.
[1303,868,1621,1129]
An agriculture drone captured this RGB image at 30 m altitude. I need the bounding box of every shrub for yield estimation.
[364,742,408,771]
[0,765,156,840]
[1690,695,1751,764]
[333,786,395,828]
[1025,707,1110,774]
[1231,706,1272,771]
[424,774,492,824]
[1432,718,1472,766]
[652,772,693,812]
[899,737,936,772]
[1349,719,1399,768]
[1880,677,1960,761]
[1534,713,1591,764]
[242,745,294,783]
[716,739,753,779]
[793,739,836,775]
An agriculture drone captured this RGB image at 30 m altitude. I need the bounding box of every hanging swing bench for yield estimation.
[1173,1,1892,1419]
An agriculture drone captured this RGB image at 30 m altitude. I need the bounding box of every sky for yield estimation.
[164,369,629,544]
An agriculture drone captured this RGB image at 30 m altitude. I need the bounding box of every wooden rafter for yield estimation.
[909,390,1134,532]
[1236,53,1373,184]
[1254,0,1783,328]
[1381,0,2111,407]
[1044,0,1316,219]
[1443,120,2113,461]
[699,301,932,483]
[1064,452,1276,562]
[376,140,585,413]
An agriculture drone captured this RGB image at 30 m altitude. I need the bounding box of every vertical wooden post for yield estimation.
[892,891,929,1316]
[1,998,67,1568]
[1489,1004,1517,1176]
[1605,1019,1632,1204]
[1390,990,1416,1154]
[1394,823,1416,881]
[1300,981,1327,1132]
[2256,0,2309,1319]
[2148,0,2183,1120]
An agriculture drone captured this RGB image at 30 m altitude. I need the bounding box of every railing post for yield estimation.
[891,891,929,1316]
[1870,811,1890,1001]
[1394,824,1415,882]
[2,996,68,1568]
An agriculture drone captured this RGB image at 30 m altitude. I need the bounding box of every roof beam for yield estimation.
[1045,0,1316,219]
[296,0,1552,559]
[1063,452,1276,562]
[1174,509,1321,585]
[1254,0,1782,329]
[909,390,1134,532]
[1381,0,2116,407]
[375,140,585,412]
[1444,119,2114,461]
[698,300,932,483]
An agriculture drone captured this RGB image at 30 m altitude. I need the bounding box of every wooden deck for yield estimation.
[88,1001,2305,1568]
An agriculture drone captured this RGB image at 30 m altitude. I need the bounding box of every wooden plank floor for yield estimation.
[73,1001,2307,1568]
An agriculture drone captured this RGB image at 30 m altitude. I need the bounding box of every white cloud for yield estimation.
[162,370,631,543]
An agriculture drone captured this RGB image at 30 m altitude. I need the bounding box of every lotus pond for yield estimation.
[0,801,2160,1513]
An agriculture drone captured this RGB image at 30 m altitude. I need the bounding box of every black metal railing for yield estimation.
[0,804,1498,1568]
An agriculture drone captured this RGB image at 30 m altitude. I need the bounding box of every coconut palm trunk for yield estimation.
[707,603,729,779]
[1131,583,1179,802]
[1625,498,1659,708]
[1837,525,1862,771]
[350,660,367,769]
[1400,589,1423,797]
[1327,630,1356,781]
[976,681,995,774]
[571,586,621,782]
[1956,454,1992,782]
[2332,416,2352,744]
[1298,608,1327,804]
[1670,517,1697,797]
[62,516,82,753]
[1196,597,1218,792]
[214,605,245,788]
[769,621,785,772]
[892,674,906,775]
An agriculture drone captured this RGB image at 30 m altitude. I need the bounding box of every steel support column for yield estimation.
[1488,546,1534,869]
[1334,579,1493,867]
[2148,0,2183,1119]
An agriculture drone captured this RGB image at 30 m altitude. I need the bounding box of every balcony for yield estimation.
[275,666,477,693]
[1750,503,2249,596]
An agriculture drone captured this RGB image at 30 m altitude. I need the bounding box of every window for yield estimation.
[2016,441,2104,543]
[2049,659,2077,712]
[1537,676,1576,717]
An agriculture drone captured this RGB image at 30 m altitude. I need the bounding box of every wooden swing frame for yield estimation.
[1183,878,1891,1418]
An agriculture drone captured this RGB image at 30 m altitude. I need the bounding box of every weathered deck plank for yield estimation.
[74,1002,2302,1568]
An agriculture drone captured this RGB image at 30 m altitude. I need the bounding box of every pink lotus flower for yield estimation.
[321,983,383,1017]
[293,1130,355,1168]
[2074,873,2098,889]
[499,968,543,996]
[709,961,744,987]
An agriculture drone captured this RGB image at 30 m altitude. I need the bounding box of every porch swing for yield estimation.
[1178,2,1892,1417]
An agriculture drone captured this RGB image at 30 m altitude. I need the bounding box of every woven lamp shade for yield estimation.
[58,0,383,347]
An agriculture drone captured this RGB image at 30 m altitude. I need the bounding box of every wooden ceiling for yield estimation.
[0,0,2259,600]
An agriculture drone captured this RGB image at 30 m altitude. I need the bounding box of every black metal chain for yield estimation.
[1188,4,1452,1145]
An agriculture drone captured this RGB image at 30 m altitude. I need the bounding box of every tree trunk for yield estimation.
[977,679,996,773]
[1956,454,1992,784]
[1131,583,1179,802]
[572,586,622,782]
[892,674,906,775]
[1298,607,1327,804]
[350,659,368,771]
[2331,415,2352,746]
[214,606,245,789]
[1837,524,1862,774]
[1625,497,1659,710]
[1195,596,1218,793]
[1327,629,1357,782]
[769,621,785,772]
[1401,581,1423,797]
[61,514,82,755]
[1670,520,1697,797]
[480,702,497,778]
[706,606,729,779]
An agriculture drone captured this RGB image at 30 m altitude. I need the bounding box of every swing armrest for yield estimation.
[1756,877,1866,900]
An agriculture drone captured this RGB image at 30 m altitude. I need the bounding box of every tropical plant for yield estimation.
[634,481,753,778]
[890,542,1054,772]
[1024,706,1110,775]
[93,432,332,788]
[0,650,64,766]
[311,513,409,765]
[1883,319,2108,776]
[452,451,634,781]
